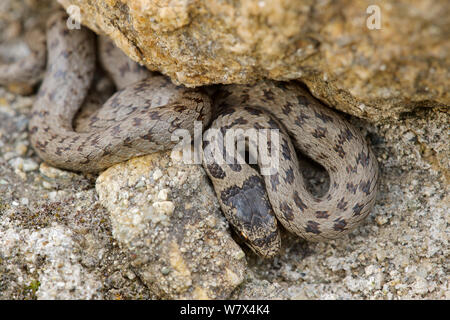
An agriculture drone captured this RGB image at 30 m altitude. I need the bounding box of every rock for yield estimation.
[0,0,448,300]
[58,0,448,120]
[0,222,103,299]
[95,151,247,299]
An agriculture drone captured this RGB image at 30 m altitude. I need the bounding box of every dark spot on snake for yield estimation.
[295,112,309,127]
[61,28,70,37]
[149,111,162,120]
[37,88,47,98]
[111,124,121,135]
[282,102,292,115]
[207,163,226,179]
[48,20,58,29]
[305,221,321,234]
[270,173,280,192]
[337,197,348,211]
[337,127,355,145]
[356,150,370,168]
[35,140,48,152]
[134,80,151,92]
[49,38,60,49]
[218,106,236,117]
[346,182,358,194]
[333,144,346,158]
[352,202,365,216]
[315,211,330,219]
[59,50,70,59]
[359,179,372,195]
[89,115,99,124]
[284,167,295,184]
[57,137,67,144]
[219,126,228,138]
[133,117,142,126]
[124,104,137,115]
[189,95,206,104]
[228,163,242,172]
[346,164,358,174]
[218,89,233,100]
[108,95,121,108]
[174,105,187,113]
[281,139,291,160]
[280,202,294,221]
[263,89,275,101]
[232,117,248,125]
[77,144,85,152]
[312,126,328,139]
[101,148,112,157]
[333,217,348,232]
[54,70,67,79]
[244,107,262,116]
[202,139,210,149]
[293,191,308,211]
[253,123,264,130]
[30,126,38,134]
[274,82,288,90]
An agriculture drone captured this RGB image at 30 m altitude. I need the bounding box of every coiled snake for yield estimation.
[0,12,379,258]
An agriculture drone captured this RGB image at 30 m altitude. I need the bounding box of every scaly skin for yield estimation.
[1,11,379,258]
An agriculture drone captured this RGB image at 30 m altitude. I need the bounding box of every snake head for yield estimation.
[221,175,281,259]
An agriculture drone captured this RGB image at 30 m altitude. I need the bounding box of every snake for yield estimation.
[1,11,379,258]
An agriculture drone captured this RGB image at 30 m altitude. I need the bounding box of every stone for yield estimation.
[57,0,448,120]
[95,151,247,299]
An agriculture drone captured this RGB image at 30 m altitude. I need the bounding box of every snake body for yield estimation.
[28,13,211,173]
[2,12,379,258]
[204,84,379,256]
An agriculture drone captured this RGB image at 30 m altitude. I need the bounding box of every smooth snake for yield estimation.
[0,12,379,258]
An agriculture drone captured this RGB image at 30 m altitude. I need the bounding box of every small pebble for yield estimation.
[152,169,163,180]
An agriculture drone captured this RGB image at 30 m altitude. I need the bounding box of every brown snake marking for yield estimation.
[1,12,379,258]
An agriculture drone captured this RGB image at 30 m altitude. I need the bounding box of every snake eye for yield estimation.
[240,232,248,240]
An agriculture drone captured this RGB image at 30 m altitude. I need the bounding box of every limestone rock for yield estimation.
[96,151,247,299]
[57,0,448,120]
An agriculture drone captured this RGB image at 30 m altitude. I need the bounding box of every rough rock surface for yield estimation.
[96,151,247,299]
[57,0,449,120]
